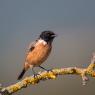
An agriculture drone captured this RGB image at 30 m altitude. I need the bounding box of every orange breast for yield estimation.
[26,43,52,66]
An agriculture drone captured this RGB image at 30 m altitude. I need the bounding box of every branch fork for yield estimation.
[0,53,95,95]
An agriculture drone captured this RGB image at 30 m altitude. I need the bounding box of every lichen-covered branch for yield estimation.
[0,53,95,95]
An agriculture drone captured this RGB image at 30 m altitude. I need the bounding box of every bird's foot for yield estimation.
[33,73,41,78]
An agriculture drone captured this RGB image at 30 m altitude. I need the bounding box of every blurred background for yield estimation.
[0,0,95,95]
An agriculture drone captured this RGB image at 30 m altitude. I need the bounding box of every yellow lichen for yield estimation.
[1,53,95,95]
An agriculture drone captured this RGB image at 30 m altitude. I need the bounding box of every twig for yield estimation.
[0,53,95,95]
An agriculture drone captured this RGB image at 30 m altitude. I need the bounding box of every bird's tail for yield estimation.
[18,68,26,80]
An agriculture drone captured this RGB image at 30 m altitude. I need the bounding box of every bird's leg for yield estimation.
[39,65,53,72]
[32,68,41,78]
[32,68,38,78]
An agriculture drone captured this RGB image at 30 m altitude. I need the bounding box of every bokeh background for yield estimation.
[0,0,95,95]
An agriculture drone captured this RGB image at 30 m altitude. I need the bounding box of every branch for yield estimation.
[0,53,95,95]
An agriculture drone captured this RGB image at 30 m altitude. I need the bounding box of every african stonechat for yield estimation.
[18,31,57,80]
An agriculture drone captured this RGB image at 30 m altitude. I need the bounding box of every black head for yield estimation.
[39,31,57,43]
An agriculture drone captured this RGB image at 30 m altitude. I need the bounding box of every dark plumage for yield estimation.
[39,31,57,43]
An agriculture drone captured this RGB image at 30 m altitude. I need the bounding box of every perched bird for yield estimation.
[18,31,57,80]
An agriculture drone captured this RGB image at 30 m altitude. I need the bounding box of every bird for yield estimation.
[18,31,57,80]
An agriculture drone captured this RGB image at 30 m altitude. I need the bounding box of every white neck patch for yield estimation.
[37,39,47,46]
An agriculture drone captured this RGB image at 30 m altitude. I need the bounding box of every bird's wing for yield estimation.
[26,40,38,53]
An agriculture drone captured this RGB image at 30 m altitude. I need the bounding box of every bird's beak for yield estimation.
[52,34,58,37]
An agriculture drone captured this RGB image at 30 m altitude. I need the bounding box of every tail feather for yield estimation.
[18,68,26,80]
